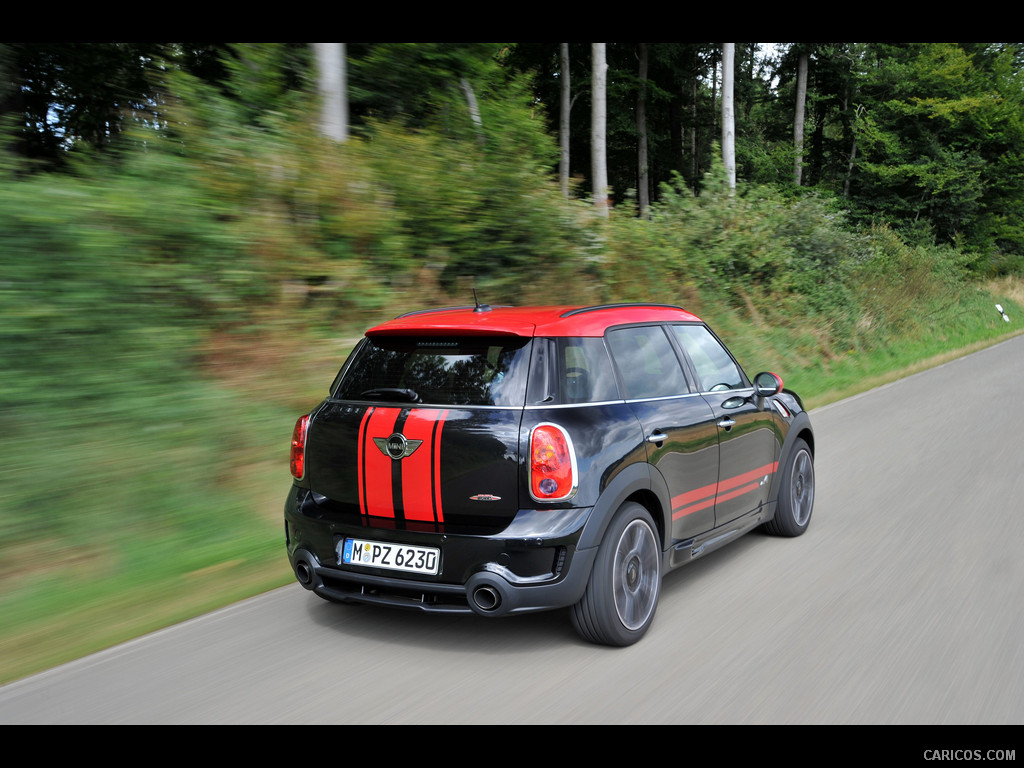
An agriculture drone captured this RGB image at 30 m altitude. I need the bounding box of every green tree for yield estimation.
[849,43,1024,261]
[0,43,165,166]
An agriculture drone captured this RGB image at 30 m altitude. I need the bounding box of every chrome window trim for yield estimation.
[623,392,706,405]
[524,399,626,410]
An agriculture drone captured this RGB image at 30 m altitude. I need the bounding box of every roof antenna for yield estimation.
[473,287,491,313]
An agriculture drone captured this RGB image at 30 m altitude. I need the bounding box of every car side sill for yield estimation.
[668,504,772,569]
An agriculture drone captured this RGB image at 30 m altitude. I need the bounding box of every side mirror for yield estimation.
[753,371,783,397]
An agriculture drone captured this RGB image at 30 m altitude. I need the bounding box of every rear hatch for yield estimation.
[304,334,532,533]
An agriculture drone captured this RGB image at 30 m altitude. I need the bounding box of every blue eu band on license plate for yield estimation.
[341,538,440,575]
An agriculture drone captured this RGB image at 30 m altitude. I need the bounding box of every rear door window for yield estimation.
[606,326,689,399]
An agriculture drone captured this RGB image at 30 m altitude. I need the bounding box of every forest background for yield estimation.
[2,42,1024,683]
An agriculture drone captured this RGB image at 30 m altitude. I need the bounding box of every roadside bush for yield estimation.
[850,224,971,344]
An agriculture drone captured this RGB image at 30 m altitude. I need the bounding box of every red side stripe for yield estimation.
[671,492,718,520]
[672,461,778,520]
[712,481,763,506]
[671,480,718,515]
[716,462,778,494]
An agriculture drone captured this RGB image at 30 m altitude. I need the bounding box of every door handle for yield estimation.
[717,418,736,431]
[646,432,666,444]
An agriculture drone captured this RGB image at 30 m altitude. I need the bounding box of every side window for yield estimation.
[671,324,745,392]
[606,326,689,399]
[559,338,620,403]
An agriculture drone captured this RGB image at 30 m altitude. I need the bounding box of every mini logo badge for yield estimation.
[470,494,502,501]
[374,433,423,460]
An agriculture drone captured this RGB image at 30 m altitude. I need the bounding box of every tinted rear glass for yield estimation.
[558,337,620,403]
[335,336,532,407]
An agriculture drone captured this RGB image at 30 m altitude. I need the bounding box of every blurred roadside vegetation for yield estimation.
[2,43,1023,684]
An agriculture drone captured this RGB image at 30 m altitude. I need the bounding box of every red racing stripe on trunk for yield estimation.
[400,409,447,522]
[357,407,373,516]
[432,410,448,523]
[361,407,400,517]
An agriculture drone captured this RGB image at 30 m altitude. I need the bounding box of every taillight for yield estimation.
[290,414,309,479]
[530,423,578,502]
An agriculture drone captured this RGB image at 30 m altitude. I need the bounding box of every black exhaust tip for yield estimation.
[472,585,501,612]
[292,549,323,590]
[295,558,314,588]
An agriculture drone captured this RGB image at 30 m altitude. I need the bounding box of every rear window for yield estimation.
[334,336,532,407]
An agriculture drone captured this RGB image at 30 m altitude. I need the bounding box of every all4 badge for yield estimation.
[469,494,502,501]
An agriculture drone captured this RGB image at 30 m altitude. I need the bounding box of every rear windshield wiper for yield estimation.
[359,388,421,403]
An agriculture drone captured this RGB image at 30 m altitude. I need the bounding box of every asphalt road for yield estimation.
[3,336,1024,724]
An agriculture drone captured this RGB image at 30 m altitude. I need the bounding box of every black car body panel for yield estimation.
[284,304,815,645]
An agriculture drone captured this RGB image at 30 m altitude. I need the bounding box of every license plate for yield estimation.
[340,538,440,575]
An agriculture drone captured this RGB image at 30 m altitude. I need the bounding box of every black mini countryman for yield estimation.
[285,304,814,646]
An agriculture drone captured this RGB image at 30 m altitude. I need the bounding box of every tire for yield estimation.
[763,438,814,537]
[571,503,662,646]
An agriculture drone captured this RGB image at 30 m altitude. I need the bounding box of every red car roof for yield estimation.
[366,304,703,338]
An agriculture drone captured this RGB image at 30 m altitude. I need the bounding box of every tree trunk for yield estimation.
[559,43,571,198]
[592,43,609,216]
[636,43,649,217]
[691,51,698,190]
[794,50,808,185]
[711,50,719,138]
[459,77,485,144]
[314,43,347,142]
[721,43,735,191]
[844,137,857,198]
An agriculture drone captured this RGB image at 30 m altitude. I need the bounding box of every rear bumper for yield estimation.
[284,486,597,616]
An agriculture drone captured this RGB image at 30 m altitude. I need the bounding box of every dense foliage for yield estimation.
[2,40,1020,466]
[2,40,1020,477]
